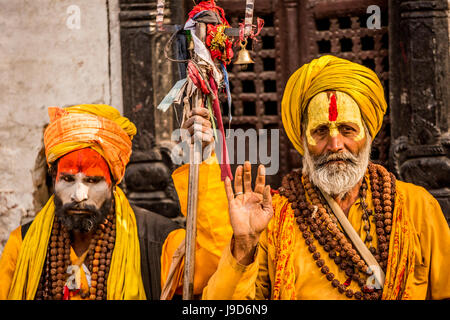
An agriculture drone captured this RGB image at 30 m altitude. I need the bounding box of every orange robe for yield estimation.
[203,176,450,300]
[0,156,232,300]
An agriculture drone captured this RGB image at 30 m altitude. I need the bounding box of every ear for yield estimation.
[49,160,59,188]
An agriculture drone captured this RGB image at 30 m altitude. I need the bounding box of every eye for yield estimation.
[314,126,329,136]
[85,177,102,184]
[61,175,74,182]
[339,125,357,135]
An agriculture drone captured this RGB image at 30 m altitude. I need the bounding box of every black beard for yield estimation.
[54,194,114,233]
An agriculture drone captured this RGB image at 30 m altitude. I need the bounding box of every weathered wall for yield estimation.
[0,0,122,254]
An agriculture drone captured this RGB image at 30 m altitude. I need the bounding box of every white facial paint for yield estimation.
[55,172,112,211]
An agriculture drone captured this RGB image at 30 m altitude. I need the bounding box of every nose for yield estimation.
[326,134,345,153]
[71,182,89,203]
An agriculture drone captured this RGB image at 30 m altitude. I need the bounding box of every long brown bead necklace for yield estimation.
[86,214,116,300]
[278,163,395,300]
[35,214,116,300]
[35,219,71,300]
[367,163,396,272]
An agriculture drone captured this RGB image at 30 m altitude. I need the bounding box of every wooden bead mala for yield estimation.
[35,214,116,300]
[87,214,116,300]
[35,219,71,300]
[278,163,395,300]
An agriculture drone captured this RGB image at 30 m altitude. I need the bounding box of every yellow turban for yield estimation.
[44,104,137,184]
[281,55,387,155]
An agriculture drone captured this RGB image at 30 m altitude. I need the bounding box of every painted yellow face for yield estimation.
[306,91,365,146]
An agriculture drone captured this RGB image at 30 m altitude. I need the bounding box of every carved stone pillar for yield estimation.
[119,1,185,218]
[389,0,449,222]
[282,0,301,76]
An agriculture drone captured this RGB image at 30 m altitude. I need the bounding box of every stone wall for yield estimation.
[0,0,122,254]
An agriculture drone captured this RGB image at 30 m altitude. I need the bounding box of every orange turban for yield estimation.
[281,55,387,155]
[44,104,137,184]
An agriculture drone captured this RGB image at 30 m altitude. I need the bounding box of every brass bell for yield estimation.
[234,39,254,69]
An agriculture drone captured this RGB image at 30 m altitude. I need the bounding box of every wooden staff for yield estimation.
[182,22,207,300]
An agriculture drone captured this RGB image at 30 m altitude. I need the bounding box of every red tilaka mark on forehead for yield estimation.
[57,148,112,185]
[328,93,338,122]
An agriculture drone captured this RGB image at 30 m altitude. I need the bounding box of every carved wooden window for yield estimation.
[224,15,278,125]
[221,10,285,187]
[200,0,390,187]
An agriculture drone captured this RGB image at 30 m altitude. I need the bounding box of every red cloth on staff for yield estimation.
[188,62,210,95]
[208,76,232,181]
[188,1,229,26]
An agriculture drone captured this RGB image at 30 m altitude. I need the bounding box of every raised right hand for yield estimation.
[224,161,273,265]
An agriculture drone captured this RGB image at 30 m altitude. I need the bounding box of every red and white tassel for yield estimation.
[244,0,254,37]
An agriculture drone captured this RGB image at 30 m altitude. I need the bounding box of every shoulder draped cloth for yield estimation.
[7,104,146,300]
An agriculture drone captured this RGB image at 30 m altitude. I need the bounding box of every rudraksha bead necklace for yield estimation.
[35,214,116,300]
[278,163,395,300]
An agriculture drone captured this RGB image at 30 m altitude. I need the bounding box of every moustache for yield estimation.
[58,202,101,215]
[315,151,358,168]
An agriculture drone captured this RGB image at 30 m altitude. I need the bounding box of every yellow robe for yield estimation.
[0,156,232,300]
[203,175,450,300]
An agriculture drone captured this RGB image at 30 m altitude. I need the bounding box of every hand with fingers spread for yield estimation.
[224,161,274,265]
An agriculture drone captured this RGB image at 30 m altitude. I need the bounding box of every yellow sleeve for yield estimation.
[254,229,271,299]
[0,227,22,299]
[426,197,450,299]
[202,240,260,299]
[202,230,272,300]
[160,228,185,298]
[161,154,233,297]
[398,181,450,299]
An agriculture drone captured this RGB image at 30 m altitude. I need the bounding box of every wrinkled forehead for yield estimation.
[57,148,112,184]
[307,91,362,126]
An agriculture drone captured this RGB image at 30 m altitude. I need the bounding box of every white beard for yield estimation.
[302,135,372,200]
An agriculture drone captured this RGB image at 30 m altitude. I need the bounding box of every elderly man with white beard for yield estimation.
[201,55,450,300]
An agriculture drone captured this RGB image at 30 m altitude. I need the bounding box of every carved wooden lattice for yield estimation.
[222,13,284,187]
[224,16,278,124]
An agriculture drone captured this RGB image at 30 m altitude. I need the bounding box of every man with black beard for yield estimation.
[53,188,113,235]
[0,104,231,300]
[202,56,450,300]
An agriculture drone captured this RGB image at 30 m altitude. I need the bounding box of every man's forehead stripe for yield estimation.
[328,93,338,122]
